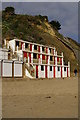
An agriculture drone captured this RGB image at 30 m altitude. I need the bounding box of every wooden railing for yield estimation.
[33,59,39,63]
[50,61,54,65]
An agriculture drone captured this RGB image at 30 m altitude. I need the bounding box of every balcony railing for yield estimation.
[33,59,39,63]
[57,62,61,65]
[50,61,54,65]
[42,60,46,64]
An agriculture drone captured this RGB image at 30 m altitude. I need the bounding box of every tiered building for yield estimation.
[4,39,70,78]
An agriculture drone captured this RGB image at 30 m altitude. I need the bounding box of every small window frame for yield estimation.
[50,56,53,61]
[33,53,37,59]
[41,65,44,71]
[50,66,52,71]
[58,66,60,71]
[34,45,37,50]
[25,43,28,48]
[64,67,66,71]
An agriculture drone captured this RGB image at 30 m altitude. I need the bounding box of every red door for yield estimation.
[54,66,55,78]
[61,67,62,77]
[45,66,47,78]
[36,65,38,78]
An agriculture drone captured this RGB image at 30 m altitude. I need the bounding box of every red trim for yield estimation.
[67,67,68,77]
[29,53,31,63]
[30,44,32,51]
[23,51,27,58]
[21,42,23,49]
[57,57,59,62]
[42,55,45,60]
[36,65,38,78]
[54,66,55,78]
[46,56,48,64]
[54,57,55,65]
[46,48,48,53]
[61,67,62,77]
[53,49,54,55]
[45,66,47,78]
[38,46,40,52]
[38,54,40,58]
[60,58,62,65]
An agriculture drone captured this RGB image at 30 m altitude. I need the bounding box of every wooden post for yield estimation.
[22,62,25,78]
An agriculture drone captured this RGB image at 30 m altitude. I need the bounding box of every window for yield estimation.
[41,65,44,71]
[25,43,28,48]
[33,53,37,59]
[50,56,53,61]
[42,47,44,51]
[64,67,66,71]
[50,66,52,71]
[58,67,60,71]
[34,45,37,50]
[16,41,19,46]
[49,48,51,53]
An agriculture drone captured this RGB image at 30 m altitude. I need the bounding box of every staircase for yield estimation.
[25,63,35,78]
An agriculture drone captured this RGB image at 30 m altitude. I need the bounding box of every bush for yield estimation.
[49,20,61,30]
[5,7,15,15]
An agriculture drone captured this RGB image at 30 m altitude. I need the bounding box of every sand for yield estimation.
[2,77,78,118]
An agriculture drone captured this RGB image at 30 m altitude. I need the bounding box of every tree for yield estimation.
[5,7,15,15]
[49,20,61,30]
[35,15,48,22]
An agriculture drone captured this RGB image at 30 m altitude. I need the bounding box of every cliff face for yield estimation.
[2,12,80,72]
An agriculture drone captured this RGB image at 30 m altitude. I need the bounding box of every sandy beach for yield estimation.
[2,77,78,118]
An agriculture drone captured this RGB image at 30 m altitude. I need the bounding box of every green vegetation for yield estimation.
[4,7,15,15]
[49,20,61,30]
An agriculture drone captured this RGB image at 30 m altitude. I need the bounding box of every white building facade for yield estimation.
[5,39,70,79]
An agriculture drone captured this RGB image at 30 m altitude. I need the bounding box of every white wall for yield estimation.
[39,65,45,78]
[9,39,15,53]
[49,66,53,78]
[16,50,23,61]
[64,71,67,77]
[0,49,8,60]
[57,67,61,78]
[2,61,12,77]
[0,50,2,60]
[1,60,23,78]
[68,67,70,77]
[14,63,22,77]
[0,61,1,77]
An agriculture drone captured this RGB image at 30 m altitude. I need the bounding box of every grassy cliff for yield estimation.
[2,9,80,73]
